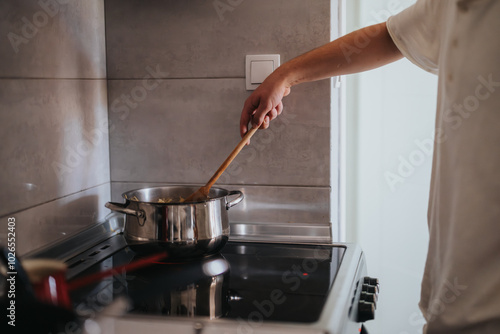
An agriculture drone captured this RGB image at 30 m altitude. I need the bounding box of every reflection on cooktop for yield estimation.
[69,242,345,323]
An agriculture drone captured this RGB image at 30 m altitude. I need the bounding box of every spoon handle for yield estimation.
[205,126,258,189]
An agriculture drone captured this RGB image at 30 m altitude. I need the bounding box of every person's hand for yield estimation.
[240,74,291,139]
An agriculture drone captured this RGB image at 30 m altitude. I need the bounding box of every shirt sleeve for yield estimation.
[386,0,442,74]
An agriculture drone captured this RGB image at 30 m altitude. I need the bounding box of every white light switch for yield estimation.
[250,60,274,84]
[246,54,280,90]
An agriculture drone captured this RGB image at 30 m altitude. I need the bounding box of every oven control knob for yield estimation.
[360,291,377,305]
[357,301,375,322]
[364,276,380,289]
[362,283,378,294]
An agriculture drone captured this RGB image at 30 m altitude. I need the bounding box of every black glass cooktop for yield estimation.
[69,240,345,323]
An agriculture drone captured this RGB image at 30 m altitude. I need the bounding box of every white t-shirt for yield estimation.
[387,0,500,333]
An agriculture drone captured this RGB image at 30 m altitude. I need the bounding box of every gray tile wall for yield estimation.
[105,0,340,237]
[0,0,109,255]
[108,78,330,186]
[105,0,332,79]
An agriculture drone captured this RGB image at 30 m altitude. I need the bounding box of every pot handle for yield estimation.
[105,202,146,219]
[226,190,244,210]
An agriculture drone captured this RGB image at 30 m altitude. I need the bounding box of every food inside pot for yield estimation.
[158,196,185,203]
[120,186,226,205]
[124,193,210,204]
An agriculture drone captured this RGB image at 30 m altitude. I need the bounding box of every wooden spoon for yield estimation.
[184,126,258,203]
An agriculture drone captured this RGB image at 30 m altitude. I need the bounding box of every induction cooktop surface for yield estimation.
[69,239,345,324]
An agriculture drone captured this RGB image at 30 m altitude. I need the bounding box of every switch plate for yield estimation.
[250,60,274,84]
[246,54,280,90]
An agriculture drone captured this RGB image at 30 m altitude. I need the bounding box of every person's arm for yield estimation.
[240,22,403,137]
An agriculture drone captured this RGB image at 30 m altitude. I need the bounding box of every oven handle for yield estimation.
[105,202,146,219]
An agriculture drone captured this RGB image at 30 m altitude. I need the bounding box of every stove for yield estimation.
[5,214,378,334]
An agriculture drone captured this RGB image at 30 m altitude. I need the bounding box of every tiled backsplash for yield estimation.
[0,0,109,255]
[0,79,109,215]
[0,1,105,79]
[107,78,331,186]
[104,0,332,79]
[8,184,111,257]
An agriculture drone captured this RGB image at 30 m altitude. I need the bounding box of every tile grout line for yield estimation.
[0,182,111,219]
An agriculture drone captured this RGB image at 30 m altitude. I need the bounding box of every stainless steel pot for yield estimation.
[105,186,243,257]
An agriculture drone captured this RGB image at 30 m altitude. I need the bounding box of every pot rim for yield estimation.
[121,185,235,205]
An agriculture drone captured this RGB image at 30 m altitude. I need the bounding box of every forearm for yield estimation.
[240,22,403,136]
[274,22,403,88]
